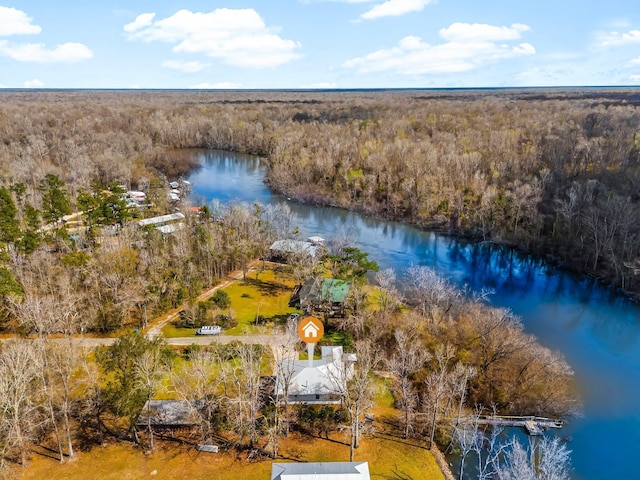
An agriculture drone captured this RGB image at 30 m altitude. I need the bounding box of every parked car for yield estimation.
[287,313,300,322]
[195,325,222,335]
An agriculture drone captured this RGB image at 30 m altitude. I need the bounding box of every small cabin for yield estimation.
[293,278,350,317]
[136,400,197,434]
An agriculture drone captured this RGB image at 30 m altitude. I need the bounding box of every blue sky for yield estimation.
[1,0,640,88]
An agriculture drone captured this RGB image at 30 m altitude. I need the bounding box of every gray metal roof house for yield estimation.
[269,239,321,262]
[271,462,370,480]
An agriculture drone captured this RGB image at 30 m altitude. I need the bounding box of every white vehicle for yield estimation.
[195,325,222,335]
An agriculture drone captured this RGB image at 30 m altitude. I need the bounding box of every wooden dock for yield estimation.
[462,415,564,436]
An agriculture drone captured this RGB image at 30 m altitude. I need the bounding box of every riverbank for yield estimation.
[264,174,640,303]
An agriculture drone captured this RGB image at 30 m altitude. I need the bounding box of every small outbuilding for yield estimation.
[136,400,197,434]
[271,462,370,480]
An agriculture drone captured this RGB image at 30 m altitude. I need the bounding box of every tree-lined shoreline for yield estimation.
[2,88,639,297]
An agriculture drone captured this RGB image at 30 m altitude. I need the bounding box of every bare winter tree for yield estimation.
[273,318,302,436]
[496,436,572,480]
[171,347,227,445]
[374,267,402,313]
[0,339,41,468]
[227,343,265,447]
[262,203,296,241]
[451,412,482,480]
[134,348,169,450]
[424,343,456,448]
[451,363,477,426]
[386,328,430,438]
[328,339,380,462]
[473,422,507,480]
[45,339,80,461]
[404,264,459,324]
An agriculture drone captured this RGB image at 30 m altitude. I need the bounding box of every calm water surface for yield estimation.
[187,149,640,480]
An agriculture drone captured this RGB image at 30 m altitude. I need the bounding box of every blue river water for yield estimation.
[186,149,640,480]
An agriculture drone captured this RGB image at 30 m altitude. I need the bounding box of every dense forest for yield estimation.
[1,88,639,295]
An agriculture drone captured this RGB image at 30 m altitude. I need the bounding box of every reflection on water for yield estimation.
[186,149,640,480]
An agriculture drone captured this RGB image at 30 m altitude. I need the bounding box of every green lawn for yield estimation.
[162,268,302,337]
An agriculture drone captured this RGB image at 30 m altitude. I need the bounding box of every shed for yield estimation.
[271,462,370,480]
[136,400,197,432]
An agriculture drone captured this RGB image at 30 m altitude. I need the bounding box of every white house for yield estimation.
[271,462,370,480]
[275,346,356,405]
[138,212,185,235]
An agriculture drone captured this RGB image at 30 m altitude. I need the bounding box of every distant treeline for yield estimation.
[2,88,640,294]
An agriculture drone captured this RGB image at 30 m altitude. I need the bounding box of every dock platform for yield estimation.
[462,415,564,436]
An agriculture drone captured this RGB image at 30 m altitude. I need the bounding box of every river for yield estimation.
[186,149,640,480]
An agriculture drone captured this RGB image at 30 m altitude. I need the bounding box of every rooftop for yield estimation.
[271,462,370,480]
[299,277,350,304]
[138,212,185,227]
[136,400,196,428]
[270,239,319,258]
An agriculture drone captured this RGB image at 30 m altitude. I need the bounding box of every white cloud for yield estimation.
[597,29,640,47]
[627,56,640,66]
[0,41,93,62]
[190,82,242,89]
[124,13,156,33]
[24,78,44,88]
[361,0,435,20]
[126,8,301,68]
[0,7,91,64]
[440,23,530,42]
[631,74,640,82]
[162,60,210,73]
[0,6,41,36]
[343,23,534,75]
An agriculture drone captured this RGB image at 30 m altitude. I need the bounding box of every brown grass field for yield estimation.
[15,429,444,480]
